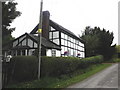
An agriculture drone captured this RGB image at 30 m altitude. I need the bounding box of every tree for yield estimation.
[2,1,21,46]
[115,45,120,58]
[81,26,116,60]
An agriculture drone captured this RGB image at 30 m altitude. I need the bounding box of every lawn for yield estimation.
[7,63,112,88]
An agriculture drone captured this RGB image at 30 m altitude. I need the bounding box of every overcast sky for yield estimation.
[11,0,119,45]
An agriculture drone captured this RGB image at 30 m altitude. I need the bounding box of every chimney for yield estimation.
[42,11,50,40]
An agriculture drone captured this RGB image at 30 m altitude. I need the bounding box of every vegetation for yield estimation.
[7,63,112,88]
[41,55,103,77]
[2,1,21,45]
[81,26,116,60]
[6,56,38,84]
[6,55,103,85]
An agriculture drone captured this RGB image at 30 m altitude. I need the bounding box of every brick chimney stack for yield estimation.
[42,11,50,40]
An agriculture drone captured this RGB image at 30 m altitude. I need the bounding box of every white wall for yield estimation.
[46,49,52,56]
[56,50,61,57]
[46,49,61,56]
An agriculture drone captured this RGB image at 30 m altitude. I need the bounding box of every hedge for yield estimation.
[6,55,103,84]
[41,55,103,77]
[7,56,38,83]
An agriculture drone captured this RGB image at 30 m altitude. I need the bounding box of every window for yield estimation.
[51,49,56,56]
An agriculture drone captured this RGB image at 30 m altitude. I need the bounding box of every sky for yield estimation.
[11,0,119,45]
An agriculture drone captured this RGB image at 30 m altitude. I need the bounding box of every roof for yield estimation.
[3,33,61,50]
[30,20,84,43]
[27,33,61,50]
[12,46,30,50]
[49,20,84,43]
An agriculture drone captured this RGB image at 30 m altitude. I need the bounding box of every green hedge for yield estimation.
[41,55,103,77]
[7,56,38,83]
[6,55,103,84]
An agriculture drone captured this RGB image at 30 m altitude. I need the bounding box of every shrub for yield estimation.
[6,55,103,84]
[41,55,103,77]
[7,56,38,83]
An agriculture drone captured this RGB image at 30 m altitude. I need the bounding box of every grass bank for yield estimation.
[7,63,112,88]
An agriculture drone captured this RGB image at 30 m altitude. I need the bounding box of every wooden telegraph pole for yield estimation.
[38,0,43,79]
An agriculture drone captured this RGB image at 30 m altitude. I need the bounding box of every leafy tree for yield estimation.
[81,26,116,60]
[116,45,120,53]
[2,1,21,46]
[115,45,120,58]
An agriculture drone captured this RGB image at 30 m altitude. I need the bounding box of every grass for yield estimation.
[7,63,112,88]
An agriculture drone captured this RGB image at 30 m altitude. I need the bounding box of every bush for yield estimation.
[7,56,38,83]
[78,55,103,69]
[41,57,80,77]
[6,55,103,84]
[41,55,103,77]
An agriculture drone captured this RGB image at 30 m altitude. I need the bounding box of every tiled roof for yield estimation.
[27,33,61,50]
[49,20,84,43]
[30,20,84,43]
[3,33,61,50]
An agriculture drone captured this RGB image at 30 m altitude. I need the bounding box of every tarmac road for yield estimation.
[67,63,118,88]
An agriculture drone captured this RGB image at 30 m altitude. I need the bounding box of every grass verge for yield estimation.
[7,63,112,88]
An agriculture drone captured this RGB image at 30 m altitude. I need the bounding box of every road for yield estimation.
[67,63,118,88]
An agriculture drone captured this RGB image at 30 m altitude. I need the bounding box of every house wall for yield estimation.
[60,32,84,58]
[46,49,61,57]
[49,26,85,58]
[10,11,85,58]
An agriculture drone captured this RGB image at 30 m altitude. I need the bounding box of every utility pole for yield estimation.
[38,0,43,79]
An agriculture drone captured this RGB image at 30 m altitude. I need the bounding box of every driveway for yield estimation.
[67,63,118,88]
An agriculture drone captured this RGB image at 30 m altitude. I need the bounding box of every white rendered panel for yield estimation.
[28,39,33,47]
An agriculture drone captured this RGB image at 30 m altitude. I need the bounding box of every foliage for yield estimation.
[2,1,21,45]
[6,55,103,84]
[104,58,120,63]
[7,64,112,88]
[7,56,38,83]
[41,55,103,77]
[116,45,120,53]
[81,26,116,60]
